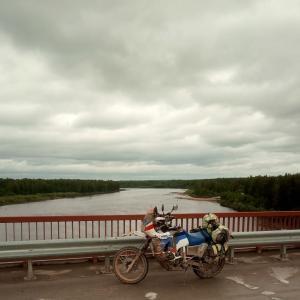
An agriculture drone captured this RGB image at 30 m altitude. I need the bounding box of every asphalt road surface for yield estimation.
[1,251,300,300]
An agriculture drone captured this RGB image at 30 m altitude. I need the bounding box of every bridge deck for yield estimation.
[1,250,300,300]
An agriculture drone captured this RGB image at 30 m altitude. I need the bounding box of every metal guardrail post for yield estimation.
[228,247,235,264]
[24,259,36,281]
[103,256,111,273]
[280,245,287,260]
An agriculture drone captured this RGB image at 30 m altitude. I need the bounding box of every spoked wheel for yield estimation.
[192,256,225,279]
[113,246,148,284]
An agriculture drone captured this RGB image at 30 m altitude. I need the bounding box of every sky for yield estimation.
[0,1,299,180]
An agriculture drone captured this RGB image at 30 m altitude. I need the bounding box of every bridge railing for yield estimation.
[0,211,299,242]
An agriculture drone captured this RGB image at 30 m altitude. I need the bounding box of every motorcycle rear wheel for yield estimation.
[113,246,148,284]
[192,256,225,279]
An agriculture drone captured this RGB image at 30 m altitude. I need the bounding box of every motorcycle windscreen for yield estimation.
[175,231,189,250]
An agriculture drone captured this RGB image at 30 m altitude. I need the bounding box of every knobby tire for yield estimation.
[113,246,148,284]
[192,256,225,279]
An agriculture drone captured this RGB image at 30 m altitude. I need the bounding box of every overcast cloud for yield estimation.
[0,0,299,179]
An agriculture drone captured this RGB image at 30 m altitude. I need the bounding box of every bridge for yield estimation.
[0,211,300,299]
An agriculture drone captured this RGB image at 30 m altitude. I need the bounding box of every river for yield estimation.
[0,188,234,216]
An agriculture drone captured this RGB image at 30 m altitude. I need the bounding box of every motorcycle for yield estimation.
[113,205,230,284]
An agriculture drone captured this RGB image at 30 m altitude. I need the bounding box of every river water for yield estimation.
[0,188,234,216]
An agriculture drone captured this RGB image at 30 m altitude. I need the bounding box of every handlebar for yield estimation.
[153,204,179,232]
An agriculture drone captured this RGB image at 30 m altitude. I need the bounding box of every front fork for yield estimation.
[126,238,151,273]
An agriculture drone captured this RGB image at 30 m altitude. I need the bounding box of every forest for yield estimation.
[120,174,300,211]
[0,178,120,206]
[187,174,300,211]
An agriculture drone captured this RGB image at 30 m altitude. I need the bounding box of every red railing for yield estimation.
[0,212,300,242]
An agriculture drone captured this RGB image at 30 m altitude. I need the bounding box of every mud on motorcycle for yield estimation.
[113,205,230,284]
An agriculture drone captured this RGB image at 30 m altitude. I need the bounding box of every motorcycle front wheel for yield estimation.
[113,246,149,284]
[192,256,225,279]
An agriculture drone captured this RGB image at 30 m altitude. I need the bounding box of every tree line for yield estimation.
[1,174,299,211]
[0,178,120,196]
[120,174,300,211]
[119,180,192,189]
[181,174,299,211]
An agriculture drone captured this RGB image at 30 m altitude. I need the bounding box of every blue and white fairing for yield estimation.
[174,230,211,250]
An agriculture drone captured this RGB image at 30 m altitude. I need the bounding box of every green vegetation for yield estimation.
[119,180,192,189]
[187,174,300,211]
[0,178,120,206]
[0,192,95,206]
[120,174,300,211]
[1,175,299,211]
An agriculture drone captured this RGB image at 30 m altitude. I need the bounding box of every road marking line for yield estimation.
[270,267,298,284]
[262,291,275,295]
[145,292,158,300]
[226,276,259,290]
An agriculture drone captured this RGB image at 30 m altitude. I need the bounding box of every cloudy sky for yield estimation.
[0,1,299,180]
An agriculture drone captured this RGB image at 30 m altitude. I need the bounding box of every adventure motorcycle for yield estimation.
[113,205,230,284]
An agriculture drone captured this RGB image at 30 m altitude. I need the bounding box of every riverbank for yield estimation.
[0,191,120,207]
[184,189,264,211]
[175,191,220,202]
